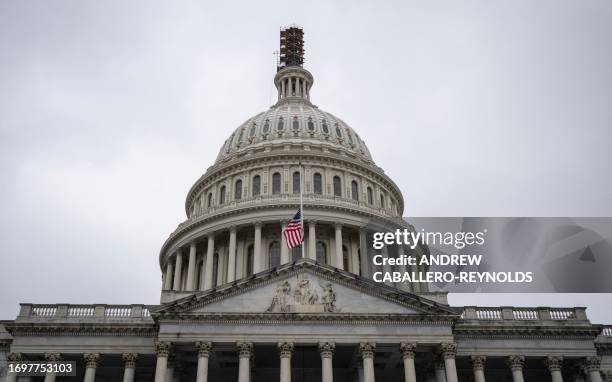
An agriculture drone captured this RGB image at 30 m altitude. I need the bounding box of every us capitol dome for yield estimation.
[158,27,425,303]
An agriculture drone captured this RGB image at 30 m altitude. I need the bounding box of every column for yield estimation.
[83,353,100,382]
[584,357,603,382]
[433,353,447,382]
[471,356,486,382]
[281,222,290,264]
[545,356,563,382]
[359,228,369,277]
[172,249,183,291]
[122,353,138,382]
[319,342,335,382]
[254,223,262,273]
[400,342,417,382]
[308,221,317,261]
[507,355,525,382]
[43,353,60,382]
[441,343,458,382]
[164,261,174,290]
[360,342,376,382]
[228,227,237,282]
[196,342,212,382]
[335,224,344,270]
[237,342,253,382]
[204,235,215,290]
[278,342,293,382]
[154,342,170,382]
[186,242,197,290]
[350,240,360,274]
[6,353,23,382]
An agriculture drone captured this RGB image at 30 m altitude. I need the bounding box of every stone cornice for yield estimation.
[454,324,603,340]
[4,322,157,337]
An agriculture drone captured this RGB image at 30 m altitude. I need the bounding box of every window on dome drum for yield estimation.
[234,179,242,200]
[263,120,270,134]
[307,119,315,131]
[246,245,254,276]
[237,129,244,143]
[342,245,350,271]
[272,172,281,194]
[346,130,353,144]
[322,120,329,134]
[252,175,261,196]
[212,253,219,287]
[219,186,226,204]
[293,171,301,194]
[207,193,212,207]
[316,241,327,264]
[277,117,284,131]
[292,246,302,261]
[333,176,341,197]
[380,193,385,208]
[313,173,322,194]
[249,124,256,137]
[293,116,299,130]
[367,187,373,205]
[269,241,281,268]
[351,180,359,201]
[335,124,342,138]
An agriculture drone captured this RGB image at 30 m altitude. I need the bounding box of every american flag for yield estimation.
[283,208,304,248]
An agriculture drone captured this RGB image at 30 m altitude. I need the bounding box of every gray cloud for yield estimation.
[1,0,611,322]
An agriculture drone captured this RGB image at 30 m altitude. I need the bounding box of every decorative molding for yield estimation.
[5,323,156,337]
[122,353,138,368]
[471,355,486,371]
[319,342,335,359]
[278,341,294,358]
[399,342,416,359]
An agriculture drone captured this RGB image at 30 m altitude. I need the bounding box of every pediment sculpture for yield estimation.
[266,276,337,313]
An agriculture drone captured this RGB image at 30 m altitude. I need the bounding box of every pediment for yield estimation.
[153,259,459,318]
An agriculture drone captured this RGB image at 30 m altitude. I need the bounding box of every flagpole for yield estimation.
[299,161,305,259]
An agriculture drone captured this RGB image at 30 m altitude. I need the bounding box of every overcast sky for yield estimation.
[1,1,611,322]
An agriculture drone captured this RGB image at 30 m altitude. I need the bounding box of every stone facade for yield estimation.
[1,30,611,382]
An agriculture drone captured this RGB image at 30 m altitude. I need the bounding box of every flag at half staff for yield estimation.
[284,208,304,248]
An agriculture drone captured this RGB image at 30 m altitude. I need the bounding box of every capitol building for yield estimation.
[1,27,611,382]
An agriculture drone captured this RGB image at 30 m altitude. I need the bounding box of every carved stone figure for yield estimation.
[322,282,337,312]
[266,281,291,313]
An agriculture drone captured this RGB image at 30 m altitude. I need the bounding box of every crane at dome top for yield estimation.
[278,25,304,71]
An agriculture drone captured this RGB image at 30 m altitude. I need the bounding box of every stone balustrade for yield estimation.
[461,306,587,322]
[17,304,153,321]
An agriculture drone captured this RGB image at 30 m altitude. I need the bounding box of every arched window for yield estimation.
[246,245,254,276]
[263,120,270,134]
[307,118,315,131]
[351,180,359,201]
[346,129,354,144]
[293,171,301,194]
[234,179,242,200]
[249,124,256,137]
[316,241,327,264]
[269,241,281,268]
[313,173,322,194]
[292,116,299,130]
[252,175,261,196]
[321,120,329,134]
[291,246,302,261]
[380,193,385,208]
[219,185,226,204]
[335,124,342,138]
[207,192,213,207]
[277,117,284,131]
[272,172,281,194]
[212,253,219,287]
[333,176,341,197]
[237,128,244,143]
[342,245,350,271]
[367,187,373,205]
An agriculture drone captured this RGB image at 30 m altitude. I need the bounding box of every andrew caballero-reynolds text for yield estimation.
[370,228,534,284]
